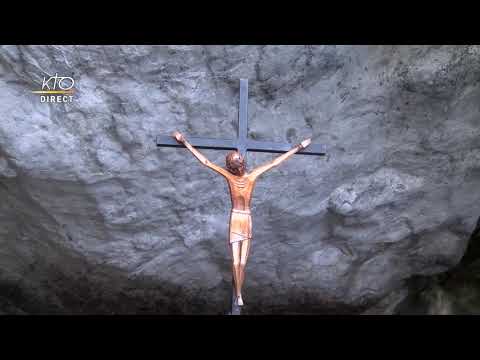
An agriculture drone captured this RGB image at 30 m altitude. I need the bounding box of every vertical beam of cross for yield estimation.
[237,79,248,157]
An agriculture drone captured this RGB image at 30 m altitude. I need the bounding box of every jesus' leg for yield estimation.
[230,241,242,304]
[237,238,251,306]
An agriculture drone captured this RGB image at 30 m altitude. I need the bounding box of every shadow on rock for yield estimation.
[395,217,480,315]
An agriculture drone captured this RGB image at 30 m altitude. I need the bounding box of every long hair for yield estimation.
[225,151,246,175]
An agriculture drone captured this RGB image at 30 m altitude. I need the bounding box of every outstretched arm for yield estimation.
[172,131,230,178]
[249,138,311,179]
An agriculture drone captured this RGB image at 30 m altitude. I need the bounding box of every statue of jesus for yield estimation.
[173,131,312,306]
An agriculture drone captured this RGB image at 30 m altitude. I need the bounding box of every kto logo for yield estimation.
[32,73,75,103]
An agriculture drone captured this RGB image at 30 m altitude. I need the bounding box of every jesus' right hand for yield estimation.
[300,138,311,149]
[173,131,185,144]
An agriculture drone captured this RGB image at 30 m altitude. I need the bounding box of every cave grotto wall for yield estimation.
[0,45,479,314]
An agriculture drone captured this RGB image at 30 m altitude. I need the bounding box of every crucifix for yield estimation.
[156,79,326,315]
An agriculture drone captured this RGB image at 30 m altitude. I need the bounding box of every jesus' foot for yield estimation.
[237,296,244,306]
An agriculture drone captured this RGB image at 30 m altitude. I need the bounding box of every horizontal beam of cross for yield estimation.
[156,135,326,156]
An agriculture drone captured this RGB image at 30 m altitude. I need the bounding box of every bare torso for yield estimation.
[226,174,256,211]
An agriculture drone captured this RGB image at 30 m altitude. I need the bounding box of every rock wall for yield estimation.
[0,45,479,314]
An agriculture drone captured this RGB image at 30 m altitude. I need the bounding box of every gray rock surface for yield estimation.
[395,217,480,314]
[0,45,479,314]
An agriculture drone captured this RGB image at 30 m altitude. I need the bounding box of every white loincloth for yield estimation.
[229,209,252,244]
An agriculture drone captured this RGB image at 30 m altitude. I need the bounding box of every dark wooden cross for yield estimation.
[156,79,327,315]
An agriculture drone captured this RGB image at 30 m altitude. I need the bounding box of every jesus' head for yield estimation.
[226,151,246,176]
